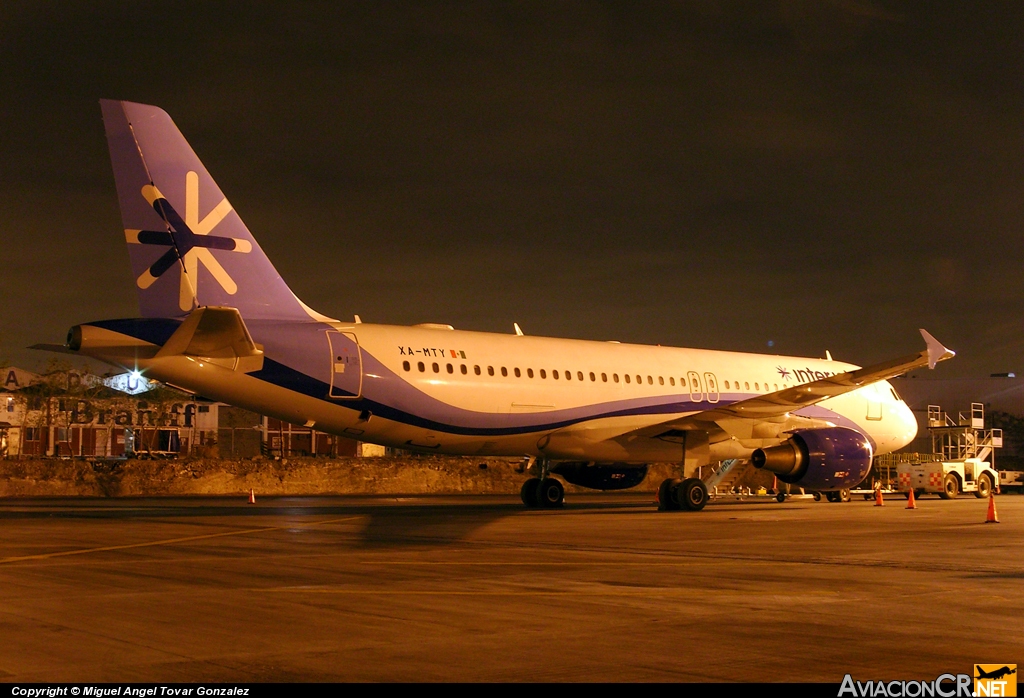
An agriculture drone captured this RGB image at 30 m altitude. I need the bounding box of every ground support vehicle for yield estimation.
[897,458,998,499]
[998,470,1024,493]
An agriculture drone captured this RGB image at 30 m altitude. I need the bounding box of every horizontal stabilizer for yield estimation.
[28,343,77,355]
[156,306,264,371]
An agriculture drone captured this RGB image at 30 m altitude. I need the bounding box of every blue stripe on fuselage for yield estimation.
[97,318,867,440]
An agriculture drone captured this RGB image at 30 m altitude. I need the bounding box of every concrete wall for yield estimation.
[0,456,686,498]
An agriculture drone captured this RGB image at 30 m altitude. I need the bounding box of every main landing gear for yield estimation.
[520,477,564,508]
[520,457,565,508]
[658,477,709,512]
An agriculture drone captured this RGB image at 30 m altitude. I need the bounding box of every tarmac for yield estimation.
[0,492,1021,682]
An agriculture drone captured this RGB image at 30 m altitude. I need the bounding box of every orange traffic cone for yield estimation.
[906,489,917,509]
[874,486,884,507]
[985,493,999,524]
[248,488,256,504]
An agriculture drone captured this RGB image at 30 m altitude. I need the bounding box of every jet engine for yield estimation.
[750,426,872,491]
[551,462,649,491]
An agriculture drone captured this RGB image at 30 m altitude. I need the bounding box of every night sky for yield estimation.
[3,1,1024,377]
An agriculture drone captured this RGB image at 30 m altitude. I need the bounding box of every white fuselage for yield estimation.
[115,321,919,464]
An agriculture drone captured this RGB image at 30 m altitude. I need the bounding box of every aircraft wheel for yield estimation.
[825,491,839,503]
[536,478,564,508]
[940,474,958,500]
[677,478,709,511]
[814,492,822,501]
[776,493,786,503]
[520,478,541,507]
[658,478,681,511]
[975,474,992,499]
[838,488,851,503]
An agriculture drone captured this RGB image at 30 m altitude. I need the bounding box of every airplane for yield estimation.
[976,667,1016,681]
[52,100,954,511]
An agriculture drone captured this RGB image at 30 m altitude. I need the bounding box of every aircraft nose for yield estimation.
[895,400,919,450]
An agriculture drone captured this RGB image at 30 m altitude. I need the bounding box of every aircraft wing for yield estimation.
[637,329,954,437]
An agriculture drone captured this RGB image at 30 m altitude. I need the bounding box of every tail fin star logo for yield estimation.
[125,171,252,311]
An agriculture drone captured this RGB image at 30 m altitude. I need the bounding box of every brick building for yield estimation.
[0,366,372,459]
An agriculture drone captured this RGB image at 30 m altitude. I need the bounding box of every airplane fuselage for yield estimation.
[78,317,919,464]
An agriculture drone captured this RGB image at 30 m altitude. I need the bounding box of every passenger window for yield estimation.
[565,370,572,381]
[488,366,495,376]
[578,371,584,381]
[744,382,749,390]
[501,367,508,377]
[625,374,631,384]
[636,375,642,385]
[602,373,608,382]
[474,365,481,375]
[724,380,730,389]
[403,361,410,372]
[514,368,521,377]
[754,382,759,390]
[658,376,664,385]
[528,368,534,378]
[647,376,653,385]
[432,362,440,373]
[446,364,453,374]
[540,369,547,379]
[553,370,560,380]
[590,372,596,382]
[670,377,675,386]
[461,364,468,375]
[613,373,619,383]
[418,362,425,372]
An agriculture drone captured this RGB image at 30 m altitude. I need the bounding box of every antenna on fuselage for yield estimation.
[513,322,524,336]
[825,350,833,361]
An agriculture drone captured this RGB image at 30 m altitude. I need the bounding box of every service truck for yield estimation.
[897,459,998,499]
[998,470,1024,494]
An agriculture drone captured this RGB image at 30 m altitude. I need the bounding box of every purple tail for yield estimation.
[101,100,319,321]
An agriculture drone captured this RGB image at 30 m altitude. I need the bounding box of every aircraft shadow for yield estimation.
[0,495,656,548]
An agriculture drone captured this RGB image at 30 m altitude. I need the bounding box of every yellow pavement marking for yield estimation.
[0,516,361,565]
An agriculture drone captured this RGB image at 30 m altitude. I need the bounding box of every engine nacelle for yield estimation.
[750,426,872,491]
[551,462,649,491]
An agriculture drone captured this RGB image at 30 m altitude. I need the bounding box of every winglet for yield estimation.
[919,329,955,369]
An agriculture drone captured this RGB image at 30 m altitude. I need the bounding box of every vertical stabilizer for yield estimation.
[101,100,321,321]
